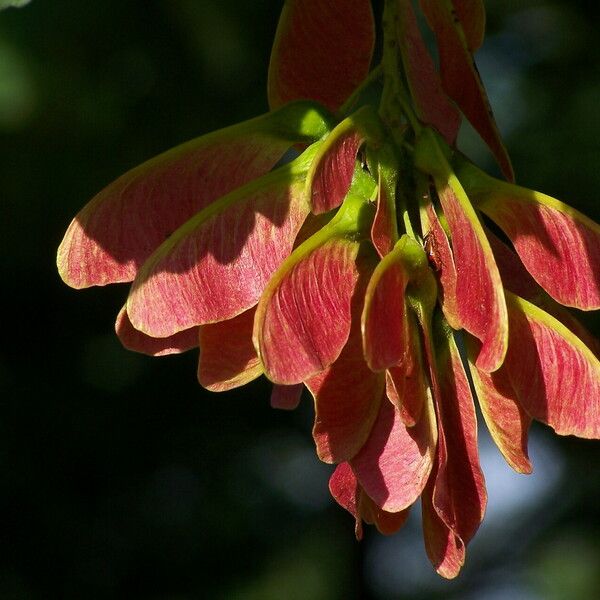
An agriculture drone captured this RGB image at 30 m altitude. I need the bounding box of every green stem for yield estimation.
[379,0,422,242]
[380,0,421,136]
[402,209,416,239]
[338,65,383,117]
[416,172,432,238]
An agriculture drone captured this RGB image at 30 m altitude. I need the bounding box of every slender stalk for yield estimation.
[402,209,416,239]
[338,64,383,117]
[380,0,421,135]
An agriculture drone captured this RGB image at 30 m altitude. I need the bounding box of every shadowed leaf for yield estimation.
[371,162,399,257]
[330,463,408,539]
[270,384,304,410]
[453,0,486,51]
[306,118,367,215]
[362,239,412,372]
[416,131,508,371]
[540,303,600,359]
[254,180,376,384]
[255,235,362,384]
[503,293,600,439]
[436,178,508,371]
[469,176,600,310]
[385,314,428,426]
[198,308,262,392]
[58,103,332,289]
[487,231,600,357]
[421,201,461,329]
[268,0,375,111]
[467,339,532,474]
[127,150,315,338]
[486,229,541,300]
[426,320,486,573]
[351,395,436,512]
[419,0,513,180]
[115,305,198,357]
[307,306,384,463]
[422,472,465,579]
[329,462,365,539]
[398,0,461,144]
[359,493,410,536]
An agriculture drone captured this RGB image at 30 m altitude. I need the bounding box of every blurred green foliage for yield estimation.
[0,1,598,598]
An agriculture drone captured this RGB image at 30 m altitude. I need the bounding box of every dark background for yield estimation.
[1,1,599,598]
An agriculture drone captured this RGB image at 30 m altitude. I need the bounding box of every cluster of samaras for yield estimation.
[57,0,599,578]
